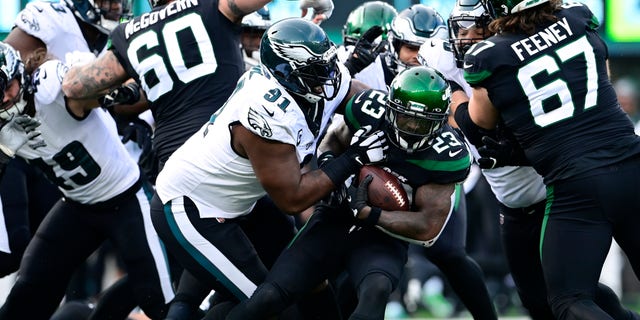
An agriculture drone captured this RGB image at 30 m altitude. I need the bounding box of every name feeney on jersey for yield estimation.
[463,3,640,184]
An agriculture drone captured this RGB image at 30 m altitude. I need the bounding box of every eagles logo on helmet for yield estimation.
[260,18,341,104]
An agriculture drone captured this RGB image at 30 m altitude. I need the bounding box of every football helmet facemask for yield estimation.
[0,42,30,121]
[387,5,447,75]
[386,66,451,153]
[64,0,133,34]
[482,0,550,18]
[342,1,398,47]
[449,0,493,68]
[261,18,341,104]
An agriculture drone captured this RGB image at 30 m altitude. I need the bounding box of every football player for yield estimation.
[0,41,174,320]
[338,1,397,91]
[150,18,384,319]
[240,6,272,70]
[453,0,640,318]
[0,3,159,318]
[225,66,474,319]
[422,1,640,319]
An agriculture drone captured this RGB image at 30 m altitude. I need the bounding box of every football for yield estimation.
[358,165,410,211]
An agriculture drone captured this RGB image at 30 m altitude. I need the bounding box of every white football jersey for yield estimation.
[418,38,546,207]
[16,60,140,204]
[418,38,471,97]
[337,45,388,92]
[156,64,351,219]
[14,1,105,60]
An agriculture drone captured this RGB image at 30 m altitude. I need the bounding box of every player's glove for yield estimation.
[317,151,348,207]
[319,125,388,188]
[0,115,46,158]
[345,125,388,166]
[100,82,141,109]
[299,0,334,23]
[477,135,530,169]
[343,26,384,76]
[348,175,381,226]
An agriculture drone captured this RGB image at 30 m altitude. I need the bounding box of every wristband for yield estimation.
[363,206,381,226]
[319,150,360,187]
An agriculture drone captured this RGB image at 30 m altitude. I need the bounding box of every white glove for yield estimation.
[348,125,388,165]
[0,115,45,157]
[299,0,334,23]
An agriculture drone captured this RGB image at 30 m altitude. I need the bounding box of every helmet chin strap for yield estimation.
[395,132,429,153]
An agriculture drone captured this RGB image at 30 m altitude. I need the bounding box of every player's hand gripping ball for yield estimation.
[358,165,410,211]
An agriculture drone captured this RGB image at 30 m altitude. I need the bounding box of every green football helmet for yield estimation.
[342,1,398,47]
[0,42,29,121]
[449,0,493,67]
[261,18,341,103]
[482,0,550,18]
[386,66,451,153]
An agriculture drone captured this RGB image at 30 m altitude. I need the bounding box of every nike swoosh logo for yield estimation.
[430,41,436,47]
[353,91,367,104]
[463,62,473,69]
[262,106,274,117]
[35,6,44,12]
[449,149,462,157]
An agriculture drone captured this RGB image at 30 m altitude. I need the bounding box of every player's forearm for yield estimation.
[62,51,127,99]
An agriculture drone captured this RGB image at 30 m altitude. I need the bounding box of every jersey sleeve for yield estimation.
[418,38,471,96]
[235,73,299,146]
[14,2,76,48]
[33,60,67,107]
[109,24,139,81]
[343,89,387,133]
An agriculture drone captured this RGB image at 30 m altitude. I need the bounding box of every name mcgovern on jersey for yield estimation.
[124,0,198,39]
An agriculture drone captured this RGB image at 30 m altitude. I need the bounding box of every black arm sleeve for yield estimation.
[453,102,495,147]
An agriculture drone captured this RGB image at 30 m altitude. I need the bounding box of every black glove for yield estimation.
[317,151,348,207]
[343,26,384,76]
[348,175,381,226]
[100,82,141,109]
[319,125,388,188]
[477,135,530,169]
[120,118,153,150]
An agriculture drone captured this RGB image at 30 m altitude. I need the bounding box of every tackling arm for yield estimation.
[61,50,129,101]
[232,124,337,214]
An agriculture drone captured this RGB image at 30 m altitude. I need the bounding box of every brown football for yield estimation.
[358,165,410,211]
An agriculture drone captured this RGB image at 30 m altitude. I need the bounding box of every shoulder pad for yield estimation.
[15,2,74,45]
[344,89,387,132]
[33,60,67,106]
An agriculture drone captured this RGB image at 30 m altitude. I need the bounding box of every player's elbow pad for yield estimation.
[454,102,492,147]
